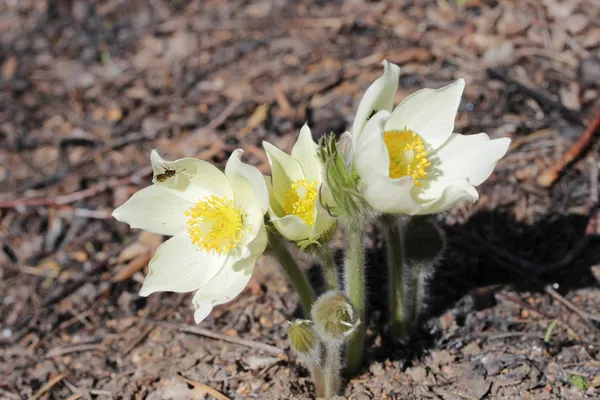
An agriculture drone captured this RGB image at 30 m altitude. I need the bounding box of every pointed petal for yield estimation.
[361,173,420,215]
[384,79,465,149]
[312,202,337,239]
[354,110,390,179]
[434,133,510,186]
[263,140,305,206]
[338,131,354,171]
[352,60,400,139]
[192,223,268,323]
[414,178,479,215]
[225,149,269,213]
[291,124,321,183]
[139,233,229,295]
[150,149,233,202]
[112,185,192,236]
[270,213,313,242]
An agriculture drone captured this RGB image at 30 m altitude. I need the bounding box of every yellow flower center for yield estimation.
[383,128,431,185]
[283,179,318,226]
[184,195,243,254]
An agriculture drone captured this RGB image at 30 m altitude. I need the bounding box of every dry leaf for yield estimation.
[237,104,269,138]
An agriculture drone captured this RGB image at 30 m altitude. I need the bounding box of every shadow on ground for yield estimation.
[355,209,600,367]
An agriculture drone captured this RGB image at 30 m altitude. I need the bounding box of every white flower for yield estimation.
[350,60,511,215]
[112,149,269,323]
[263,124,336,243]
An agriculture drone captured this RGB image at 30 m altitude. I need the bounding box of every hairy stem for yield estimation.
[311,364,325,398]
[344,220,365,374]
[268,236,316,316]
[314,245,338,291]
[383,215,407,342]
[324,345,341,398]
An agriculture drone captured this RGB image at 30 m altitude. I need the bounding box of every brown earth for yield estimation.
[1,0,600,399]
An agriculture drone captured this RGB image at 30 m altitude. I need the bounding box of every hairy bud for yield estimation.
[311,291,360,345]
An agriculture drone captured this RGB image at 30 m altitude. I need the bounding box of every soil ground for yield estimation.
[2,0,600,399]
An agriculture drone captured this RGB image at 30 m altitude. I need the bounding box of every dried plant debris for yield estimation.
[1,0,599,399]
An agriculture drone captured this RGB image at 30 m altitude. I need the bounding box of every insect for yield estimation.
[155,163,185,182]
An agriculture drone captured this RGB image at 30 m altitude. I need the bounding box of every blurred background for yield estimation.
[1,0,599,399]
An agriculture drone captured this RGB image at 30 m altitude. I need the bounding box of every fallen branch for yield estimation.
[150,320,285,355]
[487,67,583,126]
[537,108,600,187]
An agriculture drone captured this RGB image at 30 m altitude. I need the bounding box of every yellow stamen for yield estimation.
[283,179,318,226]
[383,127,431,185]
[184,195,243,254]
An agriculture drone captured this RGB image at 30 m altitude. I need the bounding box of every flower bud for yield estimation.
[311,291,360,345]
[317,134,367,220]
[289,319,319,357]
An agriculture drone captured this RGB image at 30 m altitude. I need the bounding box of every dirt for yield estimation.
[1,0,600,399]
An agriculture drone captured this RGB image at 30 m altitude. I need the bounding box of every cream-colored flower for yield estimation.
[112,149,268,323]
[350,60,510,215]
[263,124,336,243]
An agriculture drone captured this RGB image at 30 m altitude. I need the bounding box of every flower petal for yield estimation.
[139,233,229,295]
[112,185,192,236]
[263,140,305,206]
[269,212,313,242]
[192,223,268,323]
[360,173,420,215]
[225,149,269,213]
[384,79,465,149]
[352,60,400,139]
[414,178,479,215]
[312,202,337,239]
[291,124,321,183]
[150,149,233,202]
[354,110,390,179]
[434,133,510,186]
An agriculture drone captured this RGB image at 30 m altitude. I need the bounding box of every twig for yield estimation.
[485,332,545,341]
[537,109,600,187]
[0,166,152,209]
[149,320,285,355]
[544,285,600,324]
[29,372,66,400]
[46,343,106,358]
[486,67,582,125]
[194,98,243,136]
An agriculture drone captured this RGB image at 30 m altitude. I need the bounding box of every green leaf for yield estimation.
[568,374,589,391]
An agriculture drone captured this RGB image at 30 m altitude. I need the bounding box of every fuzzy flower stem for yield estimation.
[324,345,342,398]
[313,245,338,291]
[312,365,325,397]
[382,215,407,341]
[344,220,365,374]
[268,236,316,316]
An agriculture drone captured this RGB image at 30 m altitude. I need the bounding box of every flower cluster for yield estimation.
[112,60,510,397]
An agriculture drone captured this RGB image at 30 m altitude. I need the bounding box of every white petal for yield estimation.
[360,173,420,215]
[150,149,233,202]
[384,79,465,149]
[263,141,305,207]
[225,149,269,213]
[139,233,229,295]
[112,185,192,236]
[352,60,400,139]
[414,178,479,215]
[312,202,337,239]
[338,131,354,171]
[270,212,313,242]
[434,133,511,186]
[192,223,268,324]
[354,110,390,179]
[291,124,321,183]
